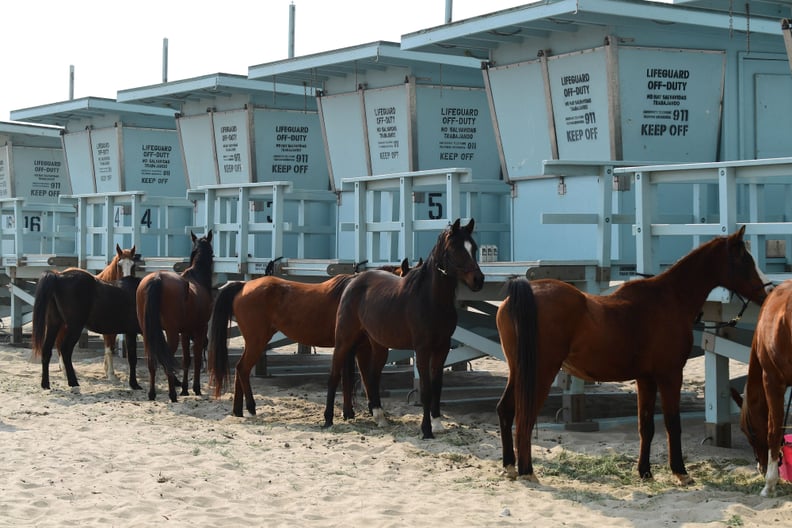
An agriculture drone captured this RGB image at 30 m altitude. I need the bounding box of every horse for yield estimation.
[31,244,142,390]
[495,226,771,485]
[207,257,418,417]
[323,218,485,439]
[137,231,214,402]
[731,279,792,496]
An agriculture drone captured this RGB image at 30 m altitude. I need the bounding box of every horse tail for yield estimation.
[31,272,58,357]
[505,277,538,438]
[207,281,245,398]
[141,275,176,375]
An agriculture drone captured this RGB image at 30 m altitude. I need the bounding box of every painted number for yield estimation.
[428,192,443,220]
[25,216,41,232]
[141,208,152,228]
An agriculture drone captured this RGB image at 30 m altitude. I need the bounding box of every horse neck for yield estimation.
[419,251,458,303]
[651,243,721,318]
[183,257,213,291]
[95,256,119,281]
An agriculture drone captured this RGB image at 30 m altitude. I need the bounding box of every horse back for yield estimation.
[753,281,792,383]
[340,270,427,350]
[234,275,350,347]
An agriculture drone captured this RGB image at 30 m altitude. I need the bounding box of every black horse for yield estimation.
[31,247,143,391]
[323,219,484,439]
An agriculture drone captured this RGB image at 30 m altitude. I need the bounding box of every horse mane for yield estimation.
[402,227,449,290]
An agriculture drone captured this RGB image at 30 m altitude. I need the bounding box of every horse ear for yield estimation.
[464,218,475,234]
[735,225,746,240]
[191,231,197,243]
[417,257,423,267]
[400,258,409,275]
[451,218,461,232]
[207,230,213,242]
[116,243,122,257]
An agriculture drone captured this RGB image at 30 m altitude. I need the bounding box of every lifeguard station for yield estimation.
[7,0,792,449]
[401,0,792,444]
[9,97,193,339]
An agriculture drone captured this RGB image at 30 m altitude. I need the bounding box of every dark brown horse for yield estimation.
[207,258,417,417]
[323,218,484,439]
[137,231,214,402]
[31,245,141,390]
[732,279,792,496]
[496,226,770,484]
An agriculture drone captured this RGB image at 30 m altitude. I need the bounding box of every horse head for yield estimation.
[115,244,138,278]
[189,230,214,265]
[731,387,770,474]
[721,226,772,306]
[435,218,484,292]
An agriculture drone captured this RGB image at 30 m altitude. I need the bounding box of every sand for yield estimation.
[1,333,791,528]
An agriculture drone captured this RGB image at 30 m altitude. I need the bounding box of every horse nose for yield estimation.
[470,270,485,292]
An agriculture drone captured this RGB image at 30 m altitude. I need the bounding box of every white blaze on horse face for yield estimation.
[118,258,135,278]
[464,241,474,261]
[761,450,779,497]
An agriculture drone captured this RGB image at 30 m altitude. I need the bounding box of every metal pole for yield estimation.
[69,65,74,100]
[445,0,452,23]
[162,37,169,83]
[288,2,296,58]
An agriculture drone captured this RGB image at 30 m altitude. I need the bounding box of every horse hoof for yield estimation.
[674,473,694,486]
[639,471,654,481]
[502,465,518,480]
[372,408,387,427]
[321,421,333,429]
[130,382,143,391]
[517,473,540,484]
[431,417,445,434]
[421,430,435,440]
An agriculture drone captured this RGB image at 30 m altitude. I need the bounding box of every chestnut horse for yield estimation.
[208,258,416,417]
[323,218,485,439]
[31,245,141,390]
[496,226,770,484]
[137,231,214,402]
[732,279,792,496]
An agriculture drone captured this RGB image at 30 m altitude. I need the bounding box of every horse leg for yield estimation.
[414,350,435,439]
[657,375,692,485]
[340,342,358,421]
[192,332,206,396]
[323,341,354,428]
[761,372,787,497]
[125,332,142,390]
[179,333,191,396]
[357,342,389,427]
[428,350,448,434]
[39,323,61,390]
[58,326,84,392]
[233,331,274,417]
[165,330,180,402]
[636,377,658,480]
[102,334,120,382]
[496,378,517,479]
[146,345,158,401]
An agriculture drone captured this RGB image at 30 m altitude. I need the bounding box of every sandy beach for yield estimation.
[1,330,791,528]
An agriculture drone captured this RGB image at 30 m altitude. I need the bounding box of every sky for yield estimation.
[0,0,529,121]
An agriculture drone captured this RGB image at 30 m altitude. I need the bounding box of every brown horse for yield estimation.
[207,258,417,417]
[31,245,141,390]
[137,231,214,402]
[732,279,792,496]
[323,218,484,439]
[496,226,771,484]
